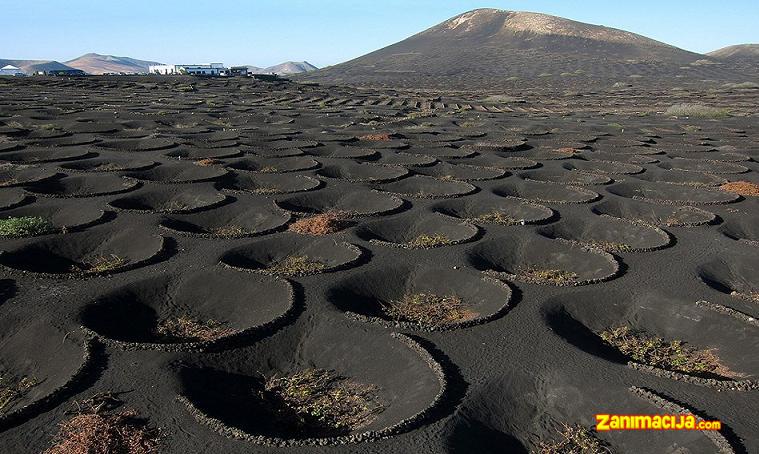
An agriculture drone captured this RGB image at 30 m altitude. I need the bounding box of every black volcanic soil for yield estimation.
[0,75,757,454]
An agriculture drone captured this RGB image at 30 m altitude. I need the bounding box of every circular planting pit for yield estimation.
[719,217,759,246]
[606,181,739,205]
[374,152,437,167]
[0,323,95,427]
[328,265,512,331]
[377,175,476,199]
[414,163,506,181]
[97,137,177,152]
[317,162,408,183]
[0,199,106,237]
[165,147,242,161]
[467,155,540,170]
[699,253,759,304]
[433,197,554,226]
[26,134,99,147]
[227,156,320,174]
[592,199,716,227]
[493,181,600,204]
[124,163,228,184]
[79,270,295,351]
[220,234,362,277]
[160,196,291,238]
[251,147,305,158]
[519,169,612,185]
[0,189,31,211]
[462,139,530,153]
[267,139,320,150]
[109,185,228,214]
[536,214,671,252]
[578,151,658,165]
[667,150,751,162]
[307,146,379,160]
[356,213,478,249]
[519,147,579,160]
[58,156,156,173]
[220,172,321,195]
[467,235,619,286]
[350,138,408,150]
[175,325,445,445]
[0,225,165,278]
[276,189,405,217]
[0,148,93,164]
[25,174,139,198]
[634,169,727,186]
[543,290,759,390]
[0,164,58,188]
[405,147,475,159]
[562,160,644,175]
[658,158,749,174]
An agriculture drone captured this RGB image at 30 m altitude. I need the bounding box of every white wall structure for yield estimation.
[0,65,24,76]
[148,63,228,76]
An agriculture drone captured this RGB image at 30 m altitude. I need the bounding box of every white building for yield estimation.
[0,65,24,76]
[148,63,227,76]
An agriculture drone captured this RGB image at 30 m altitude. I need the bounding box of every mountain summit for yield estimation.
[302,9,740,88]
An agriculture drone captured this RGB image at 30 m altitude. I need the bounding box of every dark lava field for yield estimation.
[0,76,758,453]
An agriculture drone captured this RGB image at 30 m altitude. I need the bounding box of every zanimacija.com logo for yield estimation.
[595,414,722,431]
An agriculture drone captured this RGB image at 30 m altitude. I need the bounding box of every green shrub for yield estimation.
[0,216,54,237]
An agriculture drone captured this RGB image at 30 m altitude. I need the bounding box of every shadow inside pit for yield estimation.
[446,417,527,454]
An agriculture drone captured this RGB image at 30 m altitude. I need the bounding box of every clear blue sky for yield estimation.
[4,0,758,67]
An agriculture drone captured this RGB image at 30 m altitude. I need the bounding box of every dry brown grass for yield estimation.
[211,225,246,237]
[263,368,383,433]
[46,393,159,454]
[194,158,221,167]
[537,423,611,454]
[583,241,632,253]
[406,234,452,248]
[72,255,126,273]
[267,256,326,275]
[473,211,520,225]
[720,181,759,197]
[156,316,237,342]
[288,212,347,235]
[600,326,739,378]
[383,293,477,326]
[358,133,393,141]
[515,266,579,285]
[0,374,39,412]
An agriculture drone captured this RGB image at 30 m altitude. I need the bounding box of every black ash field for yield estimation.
[0,73,759,453]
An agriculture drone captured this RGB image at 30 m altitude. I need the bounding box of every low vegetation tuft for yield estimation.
[156,316,237,342]
[266,255,326,275]
[263,368,383,433]
[288,212,347,235]
[406,234,452,248]
[664,103,730,118]
[383,293,477,326]
[720,181,759,197]
[0,216,55,237]
[515,266,579,285]
[0,374,39,412]
[537,423,611,454]
[72,254,126,273]
[211,225,246,237]
[45,392,159,454]
[473,211,520,225]
[600,325,737,378]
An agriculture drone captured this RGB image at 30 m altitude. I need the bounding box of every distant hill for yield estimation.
[65,53,162,74]
[0,59,76,74]
[245,61,318,75]
[301,9,744,88]
[708,44,759,61]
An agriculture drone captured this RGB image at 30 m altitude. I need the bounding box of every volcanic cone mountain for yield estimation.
[302,9,743,89]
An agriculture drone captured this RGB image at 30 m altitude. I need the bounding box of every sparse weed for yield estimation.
[266,255,325,275]
[263,369,383,433]
[515,266,579,285]
[0,374,39,412]
[537,423,611,454]
[156,316,236,342]
[406,234,452,248]
[600,325,738,378]
[0,216,55,237]
[383,293,476,326]
[664,103,730,118]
